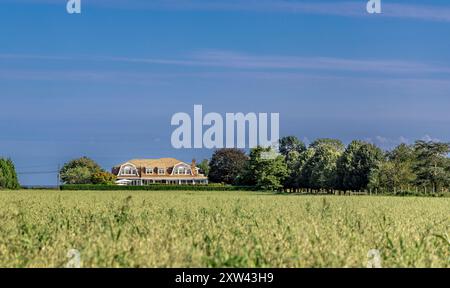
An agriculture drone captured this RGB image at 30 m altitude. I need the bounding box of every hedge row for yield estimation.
[60,184,258,191]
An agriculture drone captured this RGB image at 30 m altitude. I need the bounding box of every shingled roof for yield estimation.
[115,158,188,168]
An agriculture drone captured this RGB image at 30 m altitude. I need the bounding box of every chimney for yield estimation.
[191,159,197,176]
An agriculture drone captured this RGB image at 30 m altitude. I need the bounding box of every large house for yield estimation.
[112,158,208,186]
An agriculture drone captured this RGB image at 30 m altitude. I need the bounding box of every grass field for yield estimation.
[0,190,448,268]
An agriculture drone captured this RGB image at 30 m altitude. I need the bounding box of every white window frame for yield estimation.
[175,167,188,175]
[121,165,137,176]
[145,167,153,174]
[158,168,165,175]
[171,163,192,176]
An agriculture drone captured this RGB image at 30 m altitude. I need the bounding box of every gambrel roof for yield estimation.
[116,158,183,168]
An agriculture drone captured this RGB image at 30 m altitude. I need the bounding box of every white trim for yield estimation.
[157,167,166,175]
[117,177,208,186]
[118,162,139,177]
[171,162,192,176]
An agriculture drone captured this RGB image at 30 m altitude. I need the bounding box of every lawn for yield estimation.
[0,190,448,268]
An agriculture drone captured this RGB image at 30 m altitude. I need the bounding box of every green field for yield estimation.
[0,190,448,268]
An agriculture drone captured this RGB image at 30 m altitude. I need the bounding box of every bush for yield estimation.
[60,184,257,191]
[91,171,117,185]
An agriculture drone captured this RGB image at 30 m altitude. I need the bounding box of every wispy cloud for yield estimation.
[0,54,73,61]
[363,135,410,149]
[421,134,442,143]
[0,68,170,85]
[98,50,450,77]
[6,50,446,75]
[367,134,447,149]
[2,50,450,81]
[9,0,450,23]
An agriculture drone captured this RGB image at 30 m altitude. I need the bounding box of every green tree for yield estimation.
[247,146,288,191]
[208,149,249,185]
[308,140,344,190]
[60,157,102,185]
[295,148,316,189]
[197,159,210,176]
[7,159,20,189]
[283,150,301,190]
[388,143,416,164]
[368,160,394,193]
[384,144,416,192]
[337,141,384,191]
[62,166,92,184]
[295,139,344,191]
[279,136,306,159]
[413,140,450,193]
[279,136,306,190]
[368,143,419,194]
[0,158,20,189]
[0,160,9,189]
[310,138,345,152]
[0,166,4,188]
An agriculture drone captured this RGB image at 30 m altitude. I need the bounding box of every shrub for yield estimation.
[91,171,117,185]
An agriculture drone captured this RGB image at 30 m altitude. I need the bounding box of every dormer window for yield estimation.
[122,165,137,176]
[158,168,165,175]
[173,165,192,175]
[145,167,153,174]
[174,167,182,175]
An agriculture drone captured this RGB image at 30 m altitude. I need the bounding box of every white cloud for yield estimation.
[2,51,450,85]
[99,51,450,76]
[398,136,409,144]
[302,137,311,146]
[421,134,441,142]
[375,136,388,144]
[372,136,412,149]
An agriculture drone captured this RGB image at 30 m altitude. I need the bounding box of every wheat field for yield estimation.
[0,190,448,268]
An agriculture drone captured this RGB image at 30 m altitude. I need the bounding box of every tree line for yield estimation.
[200,137,450,194]
[3,136,449,195]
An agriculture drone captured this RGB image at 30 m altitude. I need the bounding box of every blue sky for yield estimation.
[1,0,450,185]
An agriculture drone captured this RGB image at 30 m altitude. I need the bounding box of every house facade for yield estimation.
[112,158,208,186]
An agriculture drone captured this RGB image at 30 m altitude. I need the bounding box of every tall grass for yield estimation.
[0,190,448,267]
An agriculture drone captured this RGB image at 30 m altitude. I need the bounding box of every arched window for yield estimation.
[122,165,137,176]
[174,164,191,175]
